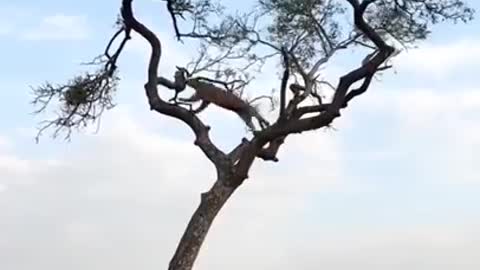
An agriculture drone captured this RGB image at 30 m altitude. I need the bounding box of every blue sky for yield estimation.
[1,1,480,270]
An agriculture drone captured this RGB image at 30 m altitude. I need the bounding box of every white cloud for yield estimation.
[2,102,480,269]
[1,98,480,269]
[283,224,480,270]
[393,39,480,77]
[22,14,90,41]
[0,183,6,193]
[355,87,480,184]
[360,87,480,130]
[0,106,345,270]
[0,135,11,149]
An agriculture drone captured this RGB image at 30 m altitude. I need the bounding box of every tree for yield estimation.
[31,0,474,269]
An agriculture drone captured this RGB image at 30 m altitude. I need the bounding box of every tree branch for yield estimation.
[342,74,374,107]
[121,0,227,165]
[166,0,182,40]
[256,137,285,162]
[329,0,395,111]
[278,46,290,121]
[252,0,396,143]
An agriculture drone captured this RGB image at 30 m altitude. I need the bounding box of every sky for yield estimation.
[1,0,480,269]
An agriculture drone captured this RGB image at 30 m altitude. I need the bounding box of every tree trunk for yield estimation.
[168,178,238,270]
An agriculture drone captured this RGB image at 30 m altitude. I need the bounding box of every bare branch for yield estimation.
[32,64,119,142]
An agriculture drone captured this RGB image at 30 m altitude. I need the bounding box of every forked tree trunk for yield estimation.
[168,177,239,270]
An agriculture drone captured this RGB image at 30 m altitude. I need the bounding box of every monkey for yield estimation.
[178,78,270,131]
[289,83,306,96]
[289,83,324,106]
[361,47,400,68]
[170,68,187,101]
[157,67,188,102]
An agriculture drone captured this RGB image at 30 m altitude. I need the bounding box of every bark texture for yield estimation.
[168,179,237,270]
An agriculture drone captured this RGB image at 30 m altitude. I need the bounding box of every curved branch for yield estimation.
[330,0,395,110]
[342,74,374,107]
[121,0,227,165]
[254,0,396,143]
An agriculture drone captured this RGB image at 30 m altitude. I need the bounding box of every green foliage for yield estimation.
[363,0,475,44]
[260,0,346,66]
[176,0,474,79]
